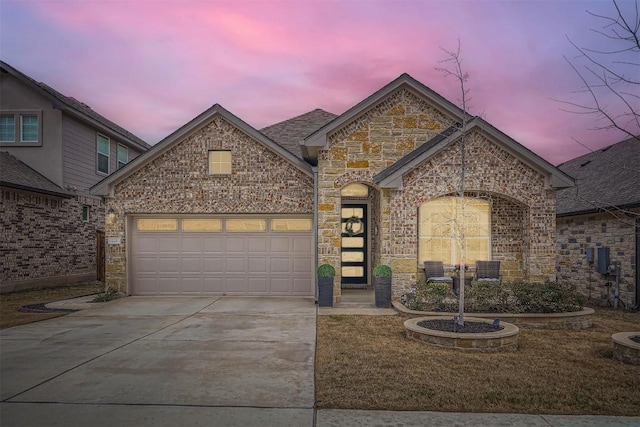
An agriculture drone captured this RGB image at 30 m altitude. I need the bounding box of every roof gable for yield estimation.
[260,109,337,159]
[91,104,313,196]
[556,138,640,215]
[0,61,149,151]
[301,73,469,161]
[0,152,72,197]
[375,118,575,190]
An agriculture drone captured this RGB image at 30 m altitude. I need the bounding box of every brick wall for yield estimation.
[105,115,314,292]
[1,188,103,290]
[317,88,557,300]
[556,210,638,307]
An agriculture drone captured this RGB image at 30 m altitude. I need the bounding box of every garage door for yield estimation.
[130,217,314,296]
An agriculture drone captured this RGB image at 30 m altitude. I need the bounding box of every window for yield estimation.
[137,219,178,231]
[419,197,490,265]
[225,219,266,232]
[182,219,222,232]
[97,134,110,174]
[117,144,128,169]
[341,183,368,197]
[82,206,90,222]
[0,115,15,142]
[271,218,312,231]
[208,150,231,174]
[0,112,41,144]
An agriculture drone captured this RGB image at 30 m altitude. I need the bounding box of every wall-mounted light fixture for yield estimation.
[107,207,116,223]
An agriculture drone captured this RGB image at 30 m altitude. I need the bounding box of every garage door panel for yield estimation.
[270,257,290,273]
[202,257,224,273]
[226,257,246,273]
[292,237,313,253]
[226,237,246,253]
[131,216,313,296]
[292,258,312,273]
[248,237,268,252]
[157,258,180,273]
[203,237,225,252]
[181,237,203,253]
[248,257,268,273]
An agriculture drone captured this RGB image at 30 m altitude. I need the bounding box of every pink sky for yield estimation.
[1,0,638,164]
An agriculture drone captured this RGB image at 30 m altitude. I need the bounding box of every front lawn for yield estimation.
[0,282,103,329]
[315,308,640,415]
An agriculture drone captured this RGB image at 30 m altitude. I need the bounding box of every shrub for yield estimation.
[373,264,392,278]
[317,264,336,278]
[92,286,119,303]
[401,281,584,313]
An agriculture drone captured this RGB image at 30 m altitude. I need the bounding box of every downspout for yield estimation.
[313,166,319,303]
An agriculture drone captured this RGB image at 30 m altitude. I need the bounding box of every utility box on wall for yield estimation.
[586,247,594,263]
[597,247,610,274]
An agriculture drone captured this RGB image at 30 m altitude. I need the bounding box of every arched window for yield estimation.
[419,197,490,265]
[340,183,368,197]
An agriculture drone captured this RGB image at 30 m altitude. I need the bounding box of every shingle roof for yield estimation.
[0,152,71,197]
[556,138,640,216]
[260,109,337,158]
[0,61,150,150]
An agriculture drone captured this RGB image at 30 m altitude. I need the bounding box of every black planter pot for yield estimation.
[375,276,392,308]
[318,277,334,307]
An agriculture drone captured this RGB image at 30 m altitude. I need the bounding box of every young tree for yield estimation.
[436,41,471,326]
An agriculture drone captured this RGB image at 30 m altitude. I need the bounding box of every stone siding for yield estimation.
[1,188,103,291]
[317,88,557,301]
[556,209,638,307]
[105,115,314,292]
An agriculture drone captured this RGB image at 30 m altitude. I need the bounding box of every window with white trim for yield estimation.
[117,144,128,169]
[97,134,110,174]
[208,150,231,175]
[0,112,41,145]
[419,197,490,265]
[82,206,90,222]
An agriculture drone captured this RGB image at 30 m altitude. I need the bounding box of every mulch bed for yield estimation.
[417,318,503,333]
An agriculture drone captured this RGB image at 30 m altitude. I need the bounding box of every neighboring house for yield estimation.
[91,73,574,301]
[556,138,640,309]
[0,61,150,292]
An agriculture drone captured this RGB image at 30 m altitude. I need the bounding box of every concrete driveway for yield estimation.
[0,296,317,426]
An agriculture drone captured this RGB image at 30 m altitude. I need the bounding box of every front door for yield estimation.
[341,204,368,286]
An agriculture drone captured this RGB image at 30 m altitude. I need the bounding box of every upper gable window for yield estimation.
[97,134,110,174]
[209,150,231,175]
[0,112,41,145]
[117,144,128,169]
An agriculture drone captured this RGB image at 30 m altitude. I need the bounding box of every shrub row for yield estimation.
[403,281,584,313]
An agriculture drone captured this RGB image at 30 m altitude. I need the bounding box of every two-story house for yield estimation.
[0,61,150,292]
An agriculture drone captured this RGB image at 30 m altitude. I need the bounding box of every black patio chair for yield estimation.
[475,261,501,283]
[423,261,453,286]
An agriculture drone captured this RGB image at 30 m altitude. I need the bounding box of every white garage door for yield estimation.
[130,217,314,296]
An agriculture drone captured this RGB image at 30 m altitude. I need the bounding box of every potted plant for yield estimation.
[373,264,392,308]
[317,263,335,307]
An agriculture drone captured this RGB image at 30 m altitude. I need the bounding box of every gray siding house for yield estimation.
[0,61,150,292]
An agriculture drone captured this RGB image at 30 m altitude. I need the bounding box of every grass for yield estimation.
[0,282,104,329]
[316,309,640,415]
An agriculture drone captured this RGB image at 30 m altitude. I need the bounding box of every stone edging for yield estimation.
[612,332,640,365]
[404,316,519,352]
[392,301,594,330]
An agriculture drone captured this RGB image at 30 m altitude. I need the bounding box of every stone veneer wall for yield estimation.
[317,88,557,300]
[556,209,638,307]
[1,189,103,291]
[105,116,314,292]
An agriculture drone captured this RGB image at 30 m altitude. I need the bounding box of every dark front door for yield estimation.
[341,204,368,286]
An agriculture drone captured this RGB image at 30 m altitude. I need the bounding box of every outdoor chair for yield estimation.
[475,261,501,283]
[423,261,453,285]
